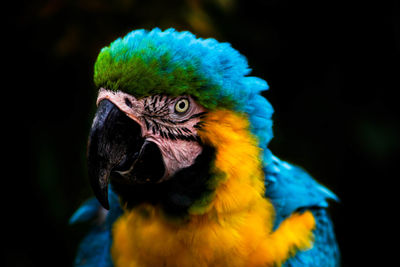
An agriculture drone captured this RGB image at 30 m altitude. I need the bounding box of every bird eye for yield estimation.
[175,98,189,113]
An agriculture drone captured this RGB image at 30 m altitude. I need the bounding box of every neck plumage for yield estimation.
[192,109,267,215]
[111,109,315,267]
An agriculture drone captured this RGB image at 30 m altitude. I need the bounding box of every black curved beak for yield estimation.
[87,99,165,210]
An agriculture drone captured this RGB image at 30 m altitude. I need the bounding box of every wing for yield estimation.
[264,155,340,267]
[70,189,122,267]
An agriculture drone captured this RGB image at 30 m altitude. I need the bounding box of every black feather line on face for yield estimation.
[174,112,208,124]
[168,132,177,141]
[140,96,206,142]
[154,126,198,142]
[193,121,204,129]
[144,117,151,130]
[182,127,192,134]
[144,98,150,112]
[152,96,158,109]
[160,130,166,139]
[141,120,199,142]
[155,97,169,113]
[153,121,160,132]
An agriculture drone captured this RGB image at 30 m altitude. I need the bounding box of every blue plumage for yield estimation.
[72,28,339,266]
[72,189,122,267]
[71,155,339,266]
[265,156,338,224]
[265,156,340,266]
[97,28,275,166]
[284,208,340,267]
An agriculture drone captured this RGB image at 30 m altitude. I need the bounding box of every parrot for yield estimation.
[70,28,340,267]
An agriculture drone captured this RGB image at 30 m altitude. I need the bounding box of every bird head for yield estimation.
[88,28,274,216]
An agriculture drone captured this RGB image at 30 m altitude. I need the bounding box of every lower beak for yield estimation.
[87,99,165,210]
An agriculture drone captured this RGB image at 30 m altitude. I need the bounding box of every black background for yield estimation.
[5,0,399,266]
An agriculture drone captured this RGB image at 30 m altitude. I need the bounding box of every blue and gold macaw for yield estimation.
[70,28,340,267]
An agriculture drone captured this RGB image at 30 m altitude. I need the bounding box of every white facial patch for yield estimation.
[96,88,207,181]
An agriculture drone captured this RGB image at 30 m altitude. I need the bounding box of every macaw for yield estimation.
[70,28,340,267]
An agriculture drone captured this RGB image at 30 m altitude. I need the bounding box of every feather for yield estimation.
[265,155,338,225]
[264,155,340,266]
[71,189,123,267]
[69,198,102,225]
[73,27,340,267]
[93,28,274,166]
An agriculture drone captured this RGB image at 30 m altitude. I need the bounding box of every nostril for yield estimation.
[125,98,132,108]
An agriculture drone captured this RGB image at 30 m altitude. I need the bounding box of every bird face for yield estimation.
[87,88,208,210]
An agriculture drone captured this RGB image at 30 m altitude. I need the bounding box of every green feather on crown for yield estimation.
[94,28,274,166]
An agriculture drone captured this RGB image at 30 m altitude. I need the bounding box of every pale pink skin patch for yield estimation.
[97,88,206,181]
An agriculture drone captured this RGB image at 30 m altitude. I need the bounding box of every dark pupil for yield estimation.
[179,101,186,109]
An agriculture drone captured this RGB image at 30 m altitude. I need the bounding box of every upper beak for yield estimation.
[87,99,165,209]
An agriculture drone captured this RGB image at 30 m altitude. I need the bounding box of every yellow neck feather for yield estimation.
[192,109,266,215]
[111,109,315,267]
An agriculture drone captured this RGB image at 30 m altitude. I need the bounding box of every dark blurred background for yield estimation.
[5,0,399,266]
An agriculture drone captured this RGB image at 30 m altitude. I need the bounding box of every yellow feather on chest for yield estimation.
[111,110,315,267]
